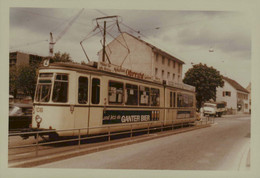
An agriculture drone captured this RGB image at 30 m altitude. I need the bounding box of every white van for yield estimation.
[203,102,226,117]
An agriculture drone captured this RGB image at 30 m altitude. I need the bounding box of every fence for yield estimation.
[9,117,214,158]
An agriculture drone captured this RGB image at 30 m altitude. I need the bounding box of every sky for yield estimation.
[9,8,251,87]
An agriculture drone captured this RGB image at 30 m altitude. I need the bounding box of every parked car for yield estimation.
[9,103,33,130]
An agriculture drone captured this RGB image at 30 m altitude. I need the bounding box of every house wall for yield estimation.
[216,79,250,114]
[216,79,237,112]
[98,33,153,76]
[153,53,182,83]
[98,33,183,83]
[16,52,29,66]
[237,91,249,113]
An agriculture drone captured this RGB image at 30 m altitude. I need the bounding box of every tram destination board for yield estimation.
[103,110,160,124]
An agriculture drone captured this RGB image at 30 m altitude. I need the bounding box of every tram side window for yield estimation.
[92,78,100,104]
[188,95,194,107]
[139,86,150,106]
[78,77,88,104]
[108,81,123,104]
[125,83,138,105]
[170,91,176,107]
[170,92,173,107]
[173,92,176,107]
[177,93,183,107]
[177,93,194,107]
[52,74,68,103]
[151,88,160,106]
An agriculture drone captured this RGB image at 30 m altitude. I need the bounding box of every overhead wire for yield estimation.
[17,9,90,28]
[10,39,48,49]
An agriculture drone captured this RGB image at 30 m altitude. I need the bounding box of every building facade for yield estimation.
[98,32,185,84]
[216,76,249,114]
[9,51,44,68]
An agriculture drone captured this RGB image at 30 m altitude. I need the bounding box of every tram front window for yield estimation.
[52,74,68,103]
[35,80,52,102]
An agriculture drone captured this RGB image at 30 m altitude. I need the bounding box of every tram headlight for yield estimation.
[35,115,42,124]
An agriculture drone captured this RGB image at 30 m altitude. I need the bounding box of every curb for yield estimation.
[238,141,250,171]
[9,124,211,168]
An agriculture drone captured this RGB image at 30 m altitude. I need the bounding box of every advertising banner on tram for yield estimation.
[103,110,160,124]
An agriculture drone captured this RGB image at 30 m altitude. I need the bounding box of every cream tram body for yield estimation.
[32,62,196,137]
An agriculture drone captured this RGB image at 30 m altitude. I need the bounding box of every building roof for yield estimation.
[246,82,251,92]
[223,76,249,93]
[120,32,185,64]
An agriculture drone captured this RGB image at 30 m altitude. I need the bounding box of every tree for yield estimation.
[9,66,19,98]
[9,51,73,101]
[183,63,224,110]
[51,51,73,63]
[16,64,39,100]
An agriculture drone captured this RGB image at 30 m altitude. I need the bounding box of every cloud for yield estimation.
[174,12,251,60]
[9,8,251,86]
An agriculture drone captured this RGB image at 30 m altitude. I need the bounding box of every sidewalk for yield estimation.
[222,113,251,118]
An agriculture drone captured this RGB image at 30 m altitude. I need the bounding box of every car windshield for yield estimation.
[204,104,215,108]
[35,80,52,102]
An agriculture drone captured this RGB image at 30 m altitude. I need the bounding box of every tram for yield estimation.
[31,60,196,138]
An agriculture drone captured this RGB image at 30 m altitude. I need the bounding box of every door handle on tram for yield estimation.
[70,105,75,114]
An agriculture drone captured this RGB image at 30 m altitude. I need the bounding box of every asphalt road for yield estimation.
[37,115,250,170]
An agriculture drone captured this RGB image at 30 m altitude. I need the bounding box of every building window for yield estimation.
[155,68,158,76]
[245,104,248,109]
[178,63,181,73]
[78,77,88,104]
[139,86,150,106]
[172,73,175,81]
[167,72,170,79]
[178,75,180,82]
[108,81,124,104]
[223,91,231,97]
[125,83,138,105]
[168,59,170,66]
[162,57,165,64]
[92,78,100,104]
[10,58,17,67]
[162,70,164,79]
[155,53,159,62]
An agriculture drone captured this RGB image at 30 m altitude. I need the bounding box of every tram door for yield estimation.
[88,75,102,134]
[74,74,90,135]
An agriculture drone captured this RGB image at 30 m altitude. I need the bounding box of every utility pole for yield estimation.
[49,32,54,57]
[102,21,106,62]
